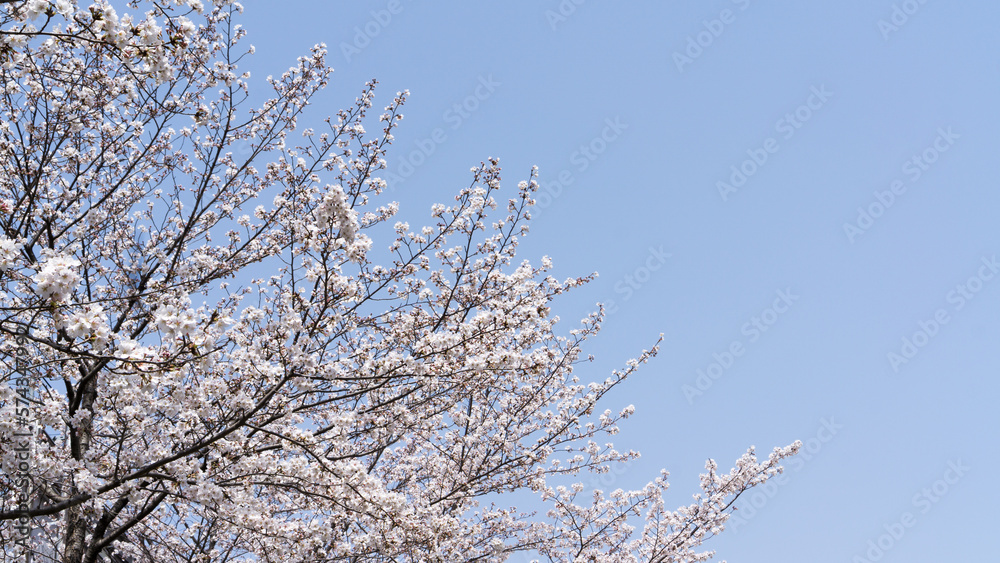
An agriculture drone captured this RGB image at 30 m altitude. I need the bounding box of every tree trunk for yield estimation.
[62,365,99,563]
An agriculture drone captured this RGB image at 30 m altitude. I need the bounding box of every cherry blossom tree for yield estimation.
[0,1,800,562]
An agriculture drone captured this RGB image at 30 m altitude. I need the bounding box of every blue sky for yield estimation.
[238,1,998,560]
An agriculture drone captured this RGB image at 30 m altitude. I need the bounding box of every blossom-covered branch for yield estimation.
[0,2,799,562]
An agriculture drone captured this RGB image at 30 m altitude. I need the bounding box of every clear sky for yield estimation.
[237,1,998,560]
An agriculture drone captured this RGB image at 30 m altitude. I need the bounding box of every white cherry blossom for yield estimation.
[0,2,799,562]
